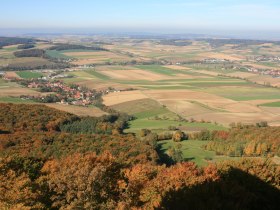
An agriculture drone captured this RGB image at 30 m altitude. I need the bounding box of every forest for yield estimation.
[200,125,280,157]
[48,44,109,51]
[200,38,280,48]
[158,39,192,46]
[0,103,279,209]
[17,44,35,49]
[14,49,46,57]
[0,37,36,48]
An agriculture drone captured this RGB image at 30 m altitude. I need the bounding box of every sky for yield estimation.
[1,0,280,39]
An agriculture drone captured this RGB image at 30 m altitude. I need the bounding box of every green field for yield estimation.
[158,140,236,166]
[0,78,5,85]
[116,76,252,90]
[112,98,168,116]
[260,101,280,107]
[120,98,226,134]
[85,70,110,80]
[46,50,72,59]
[135,65,207,77]
[16,71,43,79]
[126,119,225,134]
[72,71,97,78]
[49,49,106,59]
[0,97,35,104]
[204,86,280,101]
[3,46,18,51]
[135,65,178,76]
[0,79,19,88]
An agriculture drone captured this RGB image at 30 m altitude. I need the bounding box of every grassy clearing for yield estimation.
[158,140,235,166]
[16,71,43,79]
[126,119,225,134]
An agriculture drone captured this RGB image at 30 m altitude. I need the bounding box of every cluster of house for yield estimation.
[243,66,280,78]
[202,58,230,64]
[254,56,280,62]
[23,80,114,106]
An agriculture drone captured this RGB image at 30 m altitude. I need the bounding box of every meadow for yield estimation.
[46,50,72,59]
[157,139,240,166]
[260,101,280,107]
[16,71,44,79]
[0,96,35,104]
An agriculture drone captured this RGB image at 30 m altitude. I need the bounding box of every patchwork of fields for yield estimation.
[98,64,280,126]
[2,39,280,127]
[2,38,280,167]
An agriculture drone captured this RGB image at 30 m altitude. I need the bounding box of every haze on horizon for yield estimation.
[1,0,280,40]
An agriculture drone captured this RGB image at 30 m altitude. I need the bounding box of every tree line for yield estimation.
[0,37,36,48]
[48,44,109,51]
[200,124,280,157]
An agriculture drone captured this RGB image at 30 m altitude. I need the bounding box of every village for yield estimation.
[0,70,120,106]
[254,55,280,62]
[19,79,118,106]
[199,57,280,78]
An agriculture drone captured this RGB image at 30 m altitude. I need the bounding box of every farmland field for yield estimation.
[16,71,43,79]
[46,50,72,59]
[0,96,36,104]
[2,38,280,127]
[46,104,106,117]
[260,101,280,107]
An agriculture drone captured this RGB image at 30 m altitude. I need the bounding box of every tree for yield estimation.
[140,129,151,137]
[41,152,122,209]
[172,130,185,142]
[167,147,184,163]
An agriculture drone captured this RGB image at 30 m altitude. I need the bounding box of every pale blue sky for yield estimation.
[1,0,280,38]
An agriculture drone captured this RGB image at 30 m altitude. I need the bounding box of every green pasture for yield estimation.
[126,118,225,134]
[260,101,280,107]
[204,86,280,101]
[16,71,43,79]
[46,50,72,59]
[0,97,35,104]
[85,70,110,80]
[157,140,236,166]
[135,65,178,76]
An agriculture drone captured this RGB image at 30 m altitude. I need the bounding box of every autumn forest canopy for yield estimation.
[0,103,279,209]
